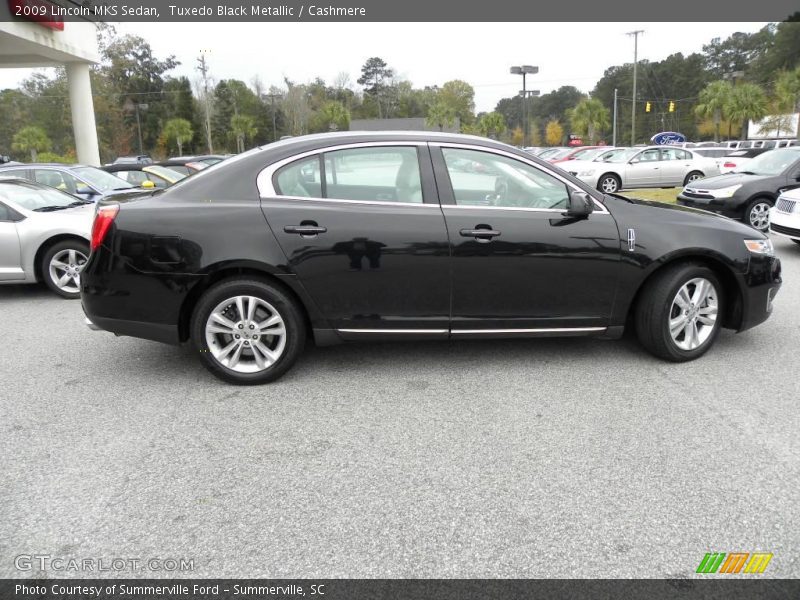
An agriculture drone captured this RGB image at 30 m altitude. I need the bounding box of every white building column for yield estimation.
[65,62,101,166]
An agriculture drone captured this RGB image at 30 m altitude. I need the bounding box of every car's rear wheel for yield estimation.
[683,171,704,186]
[598,174,621,194]
[42,239,89,299]
[191,278,306,384]
[635,263,723,362]
[745,198,772,231]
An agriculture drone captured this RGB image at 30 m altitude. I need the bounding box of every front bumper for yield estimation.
[737,254,782,332]
[769,207,800,241]
[676,193,742,219]
[84,316,102,331]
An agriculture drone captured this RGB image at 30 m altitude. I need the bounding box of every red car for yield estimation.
[550,146,608,163]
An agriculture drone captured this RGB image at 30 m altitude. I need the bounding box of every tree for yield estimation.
[162,118,194,155]
[316,100,350,132]
[478,112,506,139]
[726,82,768,139]
[545,120,564,146]
[426,101,456,131]
[230,114,257,153]
[695,81,733,142]
[356,57,394,118]
[438,80,476,125]
[568,98,610,145]
[12,126,51,161]
[775,66,800,137]
[510,126,524,146]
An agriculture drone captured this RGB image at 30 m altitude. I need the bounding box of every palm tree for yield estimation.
[775,67,800,138]
[319,101,350,131]
[478,112,507,139]
[726,83,768,141]
[12,126,52,162]
[425,101,456,132]
[230,114,257,153]
[162,118,194,156]
[695,81,733,142]
[568,98,610,145]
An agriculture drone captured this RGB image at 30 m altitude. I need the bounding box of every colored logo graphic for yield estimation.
[650,131,687,145]
[696,552,773,574]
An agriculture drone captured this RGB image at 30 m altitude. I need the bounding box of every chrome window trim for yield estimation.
[257,141,429,205]
[430,142,610,214]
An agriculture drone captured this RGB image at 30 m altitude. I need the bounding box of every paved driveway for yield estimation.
[1,236,798,578]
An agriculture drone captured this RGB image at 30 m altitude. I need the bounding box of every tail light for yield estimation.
[723,162,737,168]
[91,204,119,251]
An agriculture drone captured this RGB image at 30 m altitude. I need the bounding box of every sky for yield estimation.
[0,22,769,112]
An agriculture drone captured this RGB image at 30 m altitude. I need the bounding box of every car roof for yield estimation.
[0,163,85,169]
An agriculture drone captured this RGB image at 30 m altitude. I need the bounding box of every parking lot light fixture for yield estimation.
[510,65,539,147]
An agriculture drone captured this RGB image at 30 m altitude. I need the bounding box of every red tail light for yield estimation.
[91,205,119,251]
[723,162,737,168]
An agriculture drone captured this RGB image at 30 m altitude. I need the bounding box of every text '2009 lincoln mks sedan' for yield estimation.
[81,132,782,384]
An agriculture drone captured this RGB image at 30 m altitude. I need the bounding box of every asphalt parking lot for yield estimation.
[1,236,798,579]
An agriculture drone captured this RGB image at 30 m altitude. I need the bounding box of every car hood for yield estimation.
[686,172,768,189]
[32,203,94,229]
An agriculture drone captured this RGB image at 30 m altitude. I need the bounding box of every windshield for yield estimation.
[571,148,608,161]
[0,180,90,211]
[146,165,186,181]
[735,148,800,175]
[72,166,134,191]
[595,148,639,162]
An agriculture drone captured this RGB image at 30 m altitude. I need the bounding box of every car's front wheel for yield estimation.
[683,171,704,186]
[635,263,723,362]
[191,278,306,384]
[42,239,89,299]
[745,198,772,231]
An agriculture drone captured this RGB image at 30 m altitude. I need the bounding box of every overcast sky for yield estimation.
[0,22,767,112]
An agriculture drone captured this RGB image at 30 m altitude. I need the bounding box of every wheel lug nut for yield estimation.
[235,334,240,339]
[238,324,243,329]
[249,325,254,329]
[253,335,258,339]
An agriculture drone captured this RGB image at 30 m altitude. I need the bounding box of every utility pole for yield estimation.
[263,93,281,142]
[612,88,618,147]
[196,51,214,154]
[510,65,538,147]
[627,30,644,146]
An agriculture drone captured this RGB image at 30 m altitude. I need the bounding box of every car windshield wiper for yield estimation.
[67,200,93,206]
[736,170,756,175]
[32,205,70,212]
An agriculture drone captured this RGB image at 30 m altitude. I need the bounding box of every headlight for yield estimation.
[708,184,742,198]
[577,169,595,177]
[744,239,774,256]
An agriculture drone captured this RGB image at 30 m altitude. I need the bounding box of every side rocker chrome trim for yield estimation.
[451,327,607,334]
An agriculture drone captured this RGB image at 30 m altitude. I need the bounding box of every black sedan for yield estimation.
[677,147,800,231]
[81,132,782,384]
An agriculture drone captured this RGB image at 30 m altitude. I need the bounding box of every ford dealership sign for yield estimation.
[651,131,687,145]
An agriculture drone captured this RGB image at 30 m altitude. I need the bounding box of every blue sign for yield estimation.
[651,131,687,145]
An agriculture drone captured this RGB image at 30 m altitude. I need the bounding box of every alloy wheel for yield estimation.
[600,176,619,193]
[668,277,718,351]
[48,248,87,294]
[204,295,286,373]
[748,202,771,231]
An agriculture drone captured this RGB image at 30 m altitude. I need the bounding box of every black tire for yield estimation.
[743,197,773,232]
[597,173,621,194]
[41,239,90,299]
[635,263,724,362]
[683,171,704,186]
[190,278,306,384]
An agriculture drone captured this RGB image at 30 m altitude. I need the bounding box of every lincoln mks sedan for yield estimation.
[81,132,782,384]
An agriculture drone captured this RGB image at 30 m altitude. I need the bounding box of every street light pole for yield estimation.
[612,87,618,147]
[627,30,644,146]
[135,103,143,154]
[263,93,281,142]
[510,65,538,146]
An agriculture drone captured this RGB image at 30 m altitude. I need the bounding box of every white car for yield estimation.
[564,146,720,193]
[769,187,800,246]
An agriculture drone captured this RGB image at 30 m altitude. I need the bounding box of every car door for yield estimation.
[658,148,692,186]
[0,201,24,281]
[258,143,451,337]
[623,148,661,187]
[432,144,621,334]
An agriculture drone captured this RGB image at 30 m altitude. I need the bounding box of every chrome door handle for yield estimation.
[460,228,501,243]
[284,225,327,236]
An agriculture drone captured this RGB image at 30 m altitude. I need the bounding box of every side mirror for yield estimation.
[141,180,156,189]
[75,184,94,196]
[565,190,594,218]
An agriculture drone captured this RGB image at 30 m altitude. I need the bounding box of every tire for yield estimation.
[635,263,723,362]
[683,171,704,186]
[41,239,89,299]
[190,278,306,384]
[744,197,772,231]
[597,173,621,194]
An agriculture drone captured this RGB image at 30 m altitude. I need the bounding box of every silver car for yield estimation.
[0,177,94,298]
